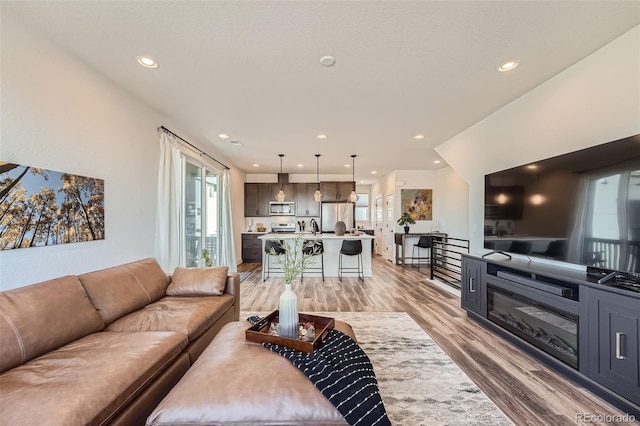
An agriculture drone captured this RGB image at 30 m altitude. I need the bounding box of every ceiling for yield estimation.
[4,1,639,181]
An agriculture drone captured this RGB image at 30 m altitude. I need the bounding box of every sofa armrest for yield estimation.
[224,273,240,321]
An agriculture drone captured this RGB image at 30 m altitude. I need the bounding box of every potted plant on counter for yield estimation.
[397,212,416,234]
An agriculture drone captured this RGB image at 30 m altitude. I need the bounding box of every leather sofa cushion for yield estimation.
[106,295,234,342]
[79,258,170,325]
[0,275,105,373]
[147,321,349,425]
[0,331,187,426]
[124,258,171,301]
[167,266,229,296]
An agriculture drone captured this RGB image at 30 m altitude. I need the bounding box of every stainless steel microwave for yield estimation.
[269,201,295,216]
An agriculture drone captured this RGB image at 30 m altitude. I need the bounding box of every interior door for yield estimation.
[374,194,383,256]
[385,194,394,262]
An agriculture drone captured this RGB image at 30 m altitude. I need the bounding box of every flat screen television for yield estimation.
[483,133,640,276]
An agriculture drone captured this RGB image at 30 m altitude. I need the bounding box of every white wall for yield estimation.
[371,169,467,237]
[394,170,438,233]
[435,26,640,254]
[436,167,469,241]
[0,11,243,289]
[369,169,468,262]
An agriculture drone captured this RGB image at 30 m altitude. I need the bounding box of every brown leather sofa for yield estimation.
[0,258,240,426]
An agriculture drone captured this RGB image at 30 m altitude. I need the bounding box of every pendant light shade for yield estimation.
[276,154,286,202]
[349,154,358,203]
[314,154,322,202]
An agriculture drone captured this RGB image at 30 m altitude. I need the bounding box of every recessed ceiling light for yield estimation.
[498,60,519,72]
[136,56,158,69]
[434,160,441,164]
[218,133,229,139]
[229,140,243,146]
[359,180,364,183]
[297,164,304,168]
[414,134,425,140]
[371,171,377,174]
[317,134,327,139]
[319,56,336,67]
[345,164,351,168]
[252,164,260,167]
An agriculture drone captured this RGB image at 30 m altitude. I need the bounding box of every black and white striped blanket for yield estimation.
[263,329,391,426]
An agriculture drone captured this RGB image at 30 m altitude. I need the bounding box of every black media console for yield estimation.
[461,254,640,417]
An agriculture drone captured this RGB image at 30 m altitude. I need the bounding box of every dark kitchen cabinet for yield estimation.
[320,181,354,201]
[277,183,296,204]
[461,256,485,316]
[588,288,640,405]
[244,183,273,217]
[295,183,320,217]
[242,233,262,263]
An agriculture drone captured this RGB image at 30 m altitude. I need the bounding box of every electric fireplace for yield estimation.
[487,286,578,369]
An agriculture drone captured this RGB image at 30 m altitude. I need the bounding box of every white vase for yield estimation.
[279,283,298,339]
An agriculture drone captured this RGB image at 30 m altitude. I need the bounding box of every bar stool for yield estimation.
[338,240,363,282]
[263,240,286,281]
[412,235,432,269]
[301,240,324,282]
[508,240,532,255]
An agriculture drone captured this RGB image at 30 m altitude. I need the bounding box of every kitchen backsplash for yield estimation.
[244,216,319,232]
[244,216,371,232]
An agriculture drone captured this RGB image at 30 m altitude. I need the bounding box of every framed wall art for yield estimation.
[401,188,432,220]
[0,162,105,250]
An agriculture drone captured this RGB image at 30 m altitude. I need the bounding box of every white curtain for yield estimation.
[220,169,237,272]
[154,132,182,272]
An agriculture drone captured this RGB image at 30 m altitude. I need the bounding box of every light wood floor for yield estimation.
[238,254,637,426]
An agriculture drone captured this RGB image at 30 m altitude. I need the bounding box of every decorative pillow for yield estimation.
[166,266,229,296]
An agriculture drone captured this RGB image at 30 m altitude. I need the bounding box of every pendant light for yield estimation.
[314,154,322,202]
[276,154,286,201]
[349,154,358,203]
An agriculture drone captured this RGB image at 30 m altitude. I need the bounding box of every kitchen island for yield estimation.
[258,233,374,279]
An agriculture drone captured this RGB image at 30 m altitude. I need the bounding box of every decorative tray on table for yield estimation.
[245,310,335,353]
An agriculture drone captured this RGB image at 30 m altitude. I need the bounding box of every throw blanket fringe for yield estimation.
[263,329,391,426]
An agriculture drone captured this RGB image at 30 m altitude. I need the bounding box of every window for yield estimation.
[583,168,639,271]
[355,192,369,222]
[183,158,222,267]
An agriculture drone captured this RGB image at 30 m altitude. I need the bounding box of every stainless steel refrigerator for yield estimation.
[321,202,355,233]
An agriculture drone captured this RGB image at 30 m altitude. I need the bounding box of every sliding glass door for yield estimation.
[183,159,221,267]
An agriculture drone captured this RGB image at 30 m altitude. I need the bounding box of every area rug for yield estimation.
[241,311,513,426]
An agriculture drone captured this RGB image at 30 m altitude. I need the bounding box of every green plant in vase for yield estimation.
[397,212,416,233]
[201,249,213,267]
[267,237,320,338]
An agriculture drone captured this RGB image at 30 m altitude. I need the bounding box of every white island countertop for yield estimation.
[258,232,374,239]
[257,233,373,279]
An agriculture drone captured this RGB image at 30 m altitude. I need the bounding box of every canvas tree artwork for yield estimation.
[0,162,105,250]
[401,189,433,220]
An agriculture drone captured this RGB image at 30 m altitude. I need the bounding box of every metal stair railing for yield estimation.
[429,236,470,289]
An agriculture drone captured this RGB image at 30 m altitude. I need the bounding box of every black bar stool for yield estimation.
[508,240,532,255]
[338,239,363,281]
[301,240,324,282]
[412,235,432,268]
[263,240,286,281]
